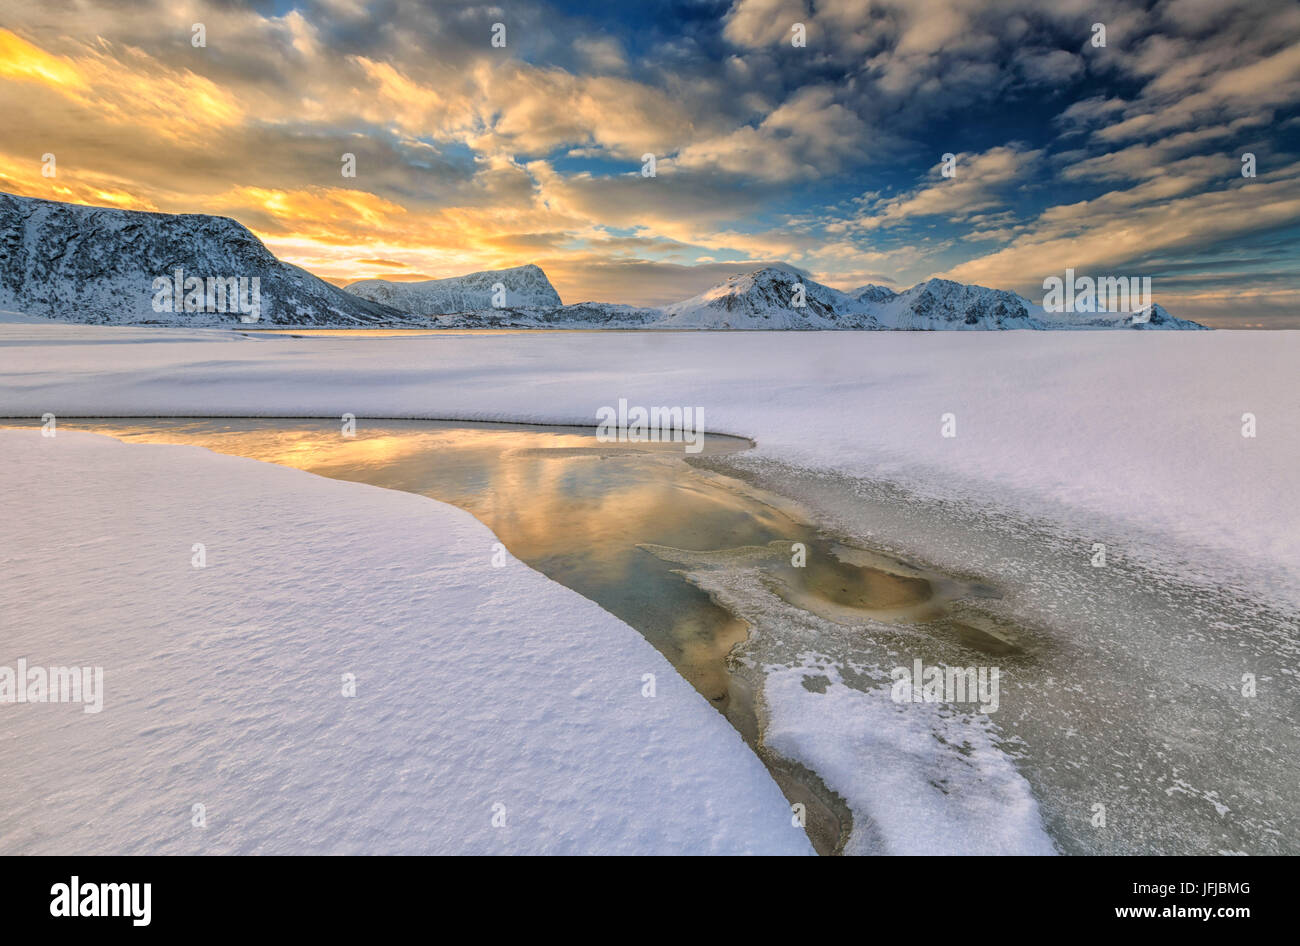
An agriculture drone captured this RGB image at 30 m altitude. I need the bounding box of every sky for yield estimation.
[1,0,1298,326]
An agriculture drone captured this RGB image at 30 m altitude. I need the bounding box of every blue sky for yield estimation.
[2,0,1298,325]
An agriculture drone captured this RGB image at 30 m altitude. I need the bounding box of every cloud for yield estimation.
[574,36,628,73]
[0,28,246,143]
[1082,4,1300,144]
[853,145,1042,230]
[674,86,872,180]
[0,0,1296,321]
[1014,48,1084,84]
[940,163,1300,302]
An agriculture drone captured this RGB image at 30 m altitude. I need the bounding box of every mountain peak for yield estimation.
[910,277,962,293]
[658,265,856,329]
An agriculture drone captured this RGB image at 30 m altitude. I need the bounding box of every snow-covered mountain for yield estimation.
[345,264,562,313]
[650,268,1205,331]
[651,268,1047,330]
[0,193,1208,330]
[657,267,871,329]
[1034,302,1207,331]
[846,284,898,306]
[868,278,1046,330]
[0,192,407,325]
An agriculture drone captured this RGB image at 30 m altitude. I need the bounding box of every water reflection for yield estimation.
[15,417,1293,856]
[33,417,1009,853]
[58,419,963,712]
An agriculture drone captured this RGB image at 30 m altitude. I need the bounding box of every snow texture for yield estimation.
[0,429,812,855]
[762,663,1057,856]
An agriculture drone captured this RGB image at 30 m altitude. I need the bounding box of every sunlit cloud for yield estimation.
[0,0,1295,323]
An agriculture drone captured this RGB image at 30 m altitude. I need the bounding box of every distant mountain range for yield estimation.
[655,267,1048,329]
[354,265,1204,330]
[0,193,1207,330]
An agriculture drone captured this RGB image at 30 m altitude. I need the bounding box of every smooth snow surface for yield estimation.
[0,429,811,855]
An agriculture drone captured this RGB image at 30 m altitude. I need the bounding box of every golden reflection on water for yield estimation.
[52,418,947,710]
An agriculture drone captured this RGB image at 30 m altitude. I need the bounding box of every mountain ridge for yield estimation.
[346,263,562,313]
[0,193,1208,329]
[0,192,410,326]
[343,263,1207,331]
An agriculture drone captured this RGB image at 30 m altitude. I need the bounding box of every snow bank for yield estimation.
[0,429,811,855]
[0,325,1293,605]
[763,662,1057,856]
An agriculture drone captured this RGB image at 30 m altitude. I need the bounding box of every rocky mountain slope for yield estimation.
[656,267,869,329]
[868,278,1047,330]
[0,192,407,325]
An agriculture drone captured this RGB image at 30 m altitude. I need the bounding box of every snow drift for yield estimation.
[0,428,811,855]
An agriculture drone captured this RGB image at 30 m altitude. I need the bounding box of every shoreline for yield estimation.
[703,451,1300,855]
[6,414,1296,852]
[9,416,1058,854]
[3,315,1297,854]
